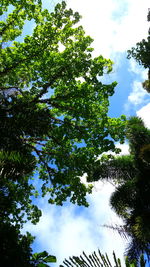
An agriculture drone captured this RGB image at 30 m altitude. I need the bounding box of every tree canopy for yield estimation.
[0,0,127,265]
[0,0,126,220]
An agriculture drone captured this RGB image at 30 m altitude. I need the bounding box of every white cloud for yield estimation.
[127,80,149,106]
[66,0,149,58]
[58,41,65,52]
[66,0,150,112]
[125,59,149,111]
[23,185,127,266]
[128,59,148,79]
[136,103,150,128]
[116,142,129,155]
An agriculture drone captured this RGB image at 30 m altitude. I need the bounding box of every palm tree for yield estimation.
[90,117,150,261]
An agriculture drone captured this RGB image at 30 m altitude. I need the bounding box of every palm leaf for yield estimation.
[60,250,147,267]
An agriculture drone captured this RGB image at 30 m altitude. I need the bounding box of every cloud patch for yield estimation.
[125,60,149,111]
[136,103,150,128]
[128,59,148,79]
[24,185,127,266]
[66,0,149,58]
[127,81,149,106]
[23,143,130,265]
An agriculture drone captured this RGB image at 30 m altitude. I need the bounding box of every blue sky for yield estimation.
[23,0,150,265]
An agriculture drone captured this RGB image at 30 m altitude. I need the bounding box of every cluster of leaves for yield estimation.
[60,250,146,267]
[127,10,150,92]
[0,0,42,43]
[90,117,150,261]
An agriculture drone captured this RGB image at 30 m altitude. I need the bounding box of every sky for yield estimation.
[23,0,150,265]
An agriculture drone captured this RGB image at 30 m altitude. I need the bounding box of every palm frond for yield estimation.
[101,224,129,240]
[60,250,147,267]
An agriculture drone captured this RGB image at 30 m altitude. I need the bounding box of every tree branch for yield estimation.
[32,67,67,102]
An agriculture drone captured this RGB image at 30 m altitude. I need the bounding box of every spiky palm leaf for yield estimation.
[60,250,146,267]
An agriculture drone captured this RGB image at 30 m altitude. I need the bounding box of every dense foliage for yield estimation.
[91,117,150,261]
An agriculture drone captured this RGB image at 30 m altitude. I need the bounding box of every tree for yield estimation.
[60,250,146,267]
[0,0,126,219]
[127,10,150,92]
[90,117,150,261]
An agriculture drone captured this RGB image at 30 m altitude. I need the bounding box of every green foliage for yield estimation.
[142,77,150,93]
[91,117,150,261]
[60,250,146,267]
[0,0,126,213]
[89,154,135,183]
[0,0,127,265]
[0,222,56,266]
[127,10,150,93]
[0,0,42,42]
[32,251,56,266]
[127,37,150,69]
[0,143,41,226]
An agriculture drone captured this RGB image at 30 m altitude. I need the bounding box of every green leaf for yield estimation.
[44,255,57,263]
